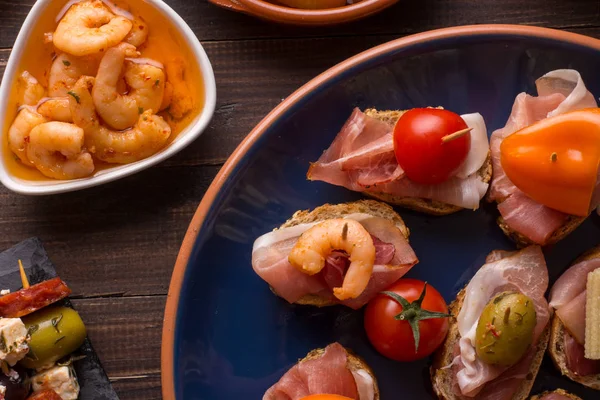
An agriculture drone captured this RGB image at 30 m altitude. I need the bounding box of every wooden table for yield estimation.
[0,0,598,398]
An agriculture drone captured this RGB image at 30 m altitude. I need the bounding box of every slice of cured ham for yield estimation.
[488,69,599,244]
[308,108,403,191]
[556,291,586,345]
[252,213,418,309]
[308,109,490,209]
[452,246,549,399]
[263,343,359,400]
[549,258,600,309]
[564,331,600,377]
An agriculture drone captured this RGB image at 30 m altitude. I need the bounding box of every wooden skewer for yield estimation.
[441,127,473,143]
[18,259,30,289]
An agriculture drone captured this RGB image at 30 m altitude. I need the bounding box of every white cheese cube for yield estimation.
[0,384,5,396]
[0,318,30,366]
[32,365,80,400]
[0,289,10,295]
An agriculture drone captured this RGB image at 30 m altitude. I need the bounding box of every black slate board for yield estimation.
[0,237,119,400]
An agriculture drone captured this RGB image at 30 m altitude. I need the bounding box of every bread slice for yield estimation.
[272,199,410,307]
[431,288,552,400]
[302,345,380,400]
[548,245,600,390]
[497,214,586,248]
[529,389,582,400]
[363,109,493,216]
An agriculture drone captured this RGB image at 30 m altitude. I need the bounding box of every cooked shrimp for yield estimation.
[38,98,72,122]
[288,219,376,300]
[124,17,148,47]
[49,53,101,97]
[92,43,165,130]
[18,71,46,106]
[69,76,171,164]
[8,108,47,165]
[160,81,174,111]
[53,0,132,57]
[27,122,94,180]
[165,59,193,118]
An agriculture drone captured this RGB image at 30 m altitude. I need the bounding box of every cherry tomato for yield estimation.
[364,279,450,362]
[393,108,470,184]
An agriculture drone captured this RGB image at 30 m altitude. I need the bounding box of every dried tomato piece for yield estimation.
[0,277,71,318]
[27,389,63,400]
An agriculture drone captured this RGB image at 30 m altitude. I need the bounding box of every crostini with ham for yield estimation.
[529,389,582,400]
[548,245,600,390]
[431,246,551,400]
[251,200,418,309]
[308,107,491,215]
[263,342,379,400]
[489,69,600,246]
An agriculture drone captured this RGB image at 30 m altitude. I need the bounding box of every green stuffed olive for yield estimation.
[475,292,536,367]
[19,306,86,369]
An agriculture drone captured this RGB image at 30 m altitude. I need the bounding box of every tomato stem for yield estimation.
[381,283,452,353]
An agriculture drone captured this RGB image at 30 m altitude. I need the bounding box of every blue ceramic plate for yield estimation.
[163,25,600,399]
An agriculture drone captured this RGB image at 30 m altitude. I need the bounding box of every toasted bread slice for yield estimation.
[303,345,380,400]
[529,389,582,400]
[548,245,600,390]
[431,288,551,400]
[271,199,410,307]
[363,109,493,216]
[497,214,586,248]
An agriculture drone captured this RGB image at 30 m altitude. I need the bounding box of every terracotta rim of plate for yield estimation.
[161,24,600,399]
[209,0,399,25]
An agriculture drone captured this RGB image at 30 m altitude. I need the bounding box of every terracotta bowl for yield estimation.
[209,0,399,25]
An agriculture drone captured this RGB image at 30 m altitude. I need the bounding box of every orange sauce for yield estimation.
[3,0,204,181]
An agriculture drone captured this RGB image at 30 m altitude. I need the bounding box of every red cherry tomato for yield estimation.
[364,279,450,362]
[393,108,470,184]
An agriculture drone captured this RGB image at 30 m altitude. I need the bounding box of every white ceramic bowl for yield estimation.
[0,0,216,195]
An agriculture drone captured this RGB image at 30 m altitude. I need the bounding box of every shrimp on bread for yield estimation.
[431,246,552,400]
[251,200,418,309]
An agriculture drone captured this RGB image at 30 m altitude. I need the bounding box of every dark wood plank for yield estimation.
[0,165,220,297]
[110,374,162,400]
[72,296,164,378]
[1,0,599,47]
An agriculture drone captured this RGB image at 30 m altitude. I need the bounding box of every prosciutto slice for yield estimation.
[252,213,418,309]
[549,256,600,375]
[452,246,550,399]
[488,69,599,244]
[263,343,359,400]
[564,331,600,377]
[308,109,403,190]
[308,109,490,209]
[549,258,600,309]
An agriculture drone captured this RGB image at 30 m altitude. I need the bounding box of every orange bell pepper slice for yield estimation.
[500,108,600,216]
[276,0,349,9]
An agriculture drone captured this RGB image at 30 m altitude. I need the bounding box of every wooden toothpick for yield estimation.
[441,127,473,144]
[18,259,30,289]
